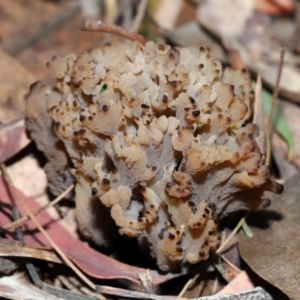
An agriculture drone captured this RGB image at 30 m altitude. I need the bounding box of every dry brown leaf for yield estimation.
[0,48,34,162]
[239,172,300,300]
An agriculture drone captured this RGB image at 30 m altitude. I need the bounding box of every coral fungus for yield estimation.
[26,40,283,271]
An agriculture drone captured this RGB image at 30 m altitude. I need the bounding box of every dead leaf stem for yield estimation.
[80,20,146,45]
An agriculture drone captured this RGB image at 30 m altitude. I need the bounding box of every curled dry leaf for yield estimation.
[0,48,34,162]
[0,176,184,285]
[239,172,300,300]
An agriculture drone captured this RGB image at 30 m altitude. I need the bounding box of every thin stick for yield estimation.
[216,212,248,255]
[3,184,74,230]
[178,273,200,297]
[131,0,148,32]
[0,163,99,294]
[253,73,262,125]
[265,47,285,165]
[80,20,147,45]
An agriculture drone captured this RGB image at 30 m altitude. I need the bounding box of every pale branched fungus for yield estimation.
[26,40,283,271]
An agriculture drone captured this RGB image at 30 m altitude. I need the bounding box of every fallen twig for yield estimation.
[3,184,74,231]
[80,20,147,45]
[216,213,248,255]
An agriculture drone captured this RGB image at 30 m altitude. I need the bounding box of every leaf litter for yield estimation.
[1,0,300,299]
[0,175,181,285]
